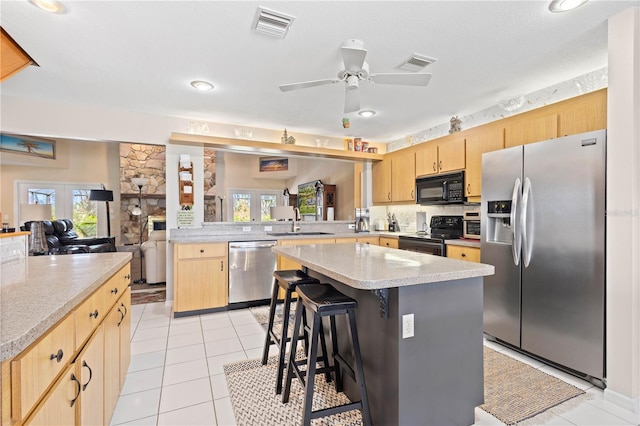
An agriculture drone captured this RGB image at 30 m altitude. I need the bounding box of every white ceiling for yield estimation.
[1,1,637,143]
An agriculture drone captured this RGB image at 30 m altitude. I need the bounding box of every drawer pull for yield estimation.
[461,253,466,257]
[111,288,118,294]
[117,307,125,326]
[70,373,81,407]
[220,260,224,271]
[124,274,131,280]
[200,249,205,253]
[121,302,128,318]
[89,309,99,319]
[82,361,93,391]
[433,162,436,171]
[50,349,64,363]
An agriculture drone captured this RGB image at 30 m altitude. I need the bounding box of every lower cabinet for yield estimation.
[104,288,131,425]
[446,245,481,263]
[174,242,228,313]
[24,364,77,425]
[77,325,105,426]
[379,237,399,249]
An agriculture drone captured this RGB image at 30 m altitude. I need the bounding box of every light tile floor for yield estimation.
[111,302,638,426]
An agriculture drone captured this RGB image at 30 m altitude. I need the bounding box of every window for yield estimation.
[229,189,279,222]
[18,182,102,237]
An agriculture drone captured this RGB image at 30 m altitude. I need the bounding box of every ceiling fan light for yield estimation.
[346,75,359,91]
[190,80,214,91]
[358,110,376,118]
[549,0,588,12]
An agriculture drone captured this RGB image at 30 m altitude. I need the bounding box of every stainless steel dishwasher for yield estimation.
[228,241,277,304]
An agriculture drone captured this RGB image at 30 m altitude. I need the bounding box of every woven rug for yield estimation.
[224,346,587,426]
[480,347,586,425]
[130,283,166,305]
[251,302,297,337]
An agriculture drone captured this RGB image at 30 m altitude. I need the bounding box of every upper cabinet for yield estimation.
[557,89,607,136]
[372,157,392,203]
[415,136,465,177]
[372,150,416,203]
[504,112,558,148]
[464,125,504,199]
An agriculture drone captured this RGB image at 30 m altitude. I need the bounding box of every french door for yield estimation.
[17,182,104,237]
[228,189,279,222]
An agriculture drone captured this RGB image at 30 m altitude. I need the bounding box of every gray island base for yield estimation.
[272,242,494,426]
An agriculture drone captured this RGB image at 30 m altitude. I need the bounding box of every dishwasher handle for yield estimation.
[229,241,277,249]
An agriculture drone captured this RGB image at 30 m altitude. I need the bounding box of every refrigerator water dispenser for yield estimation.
[486,200,513,243]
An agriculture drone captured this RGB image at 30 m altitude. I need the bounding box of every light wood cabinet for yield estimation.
[379,237,399,249]
[335,237,379,245]
[464,125,505,199]
[104,264,131,311]
[174,243,228,313]
[104,288,131,425]
[390,150,416,202]
[416,136,466,177]
[77,325,104,426]
[557,88,607,136]
[372,157,392,203]
[446,245,481,263]
[75,288,105,351]
[504,112,558,148]
[23,365,77,426]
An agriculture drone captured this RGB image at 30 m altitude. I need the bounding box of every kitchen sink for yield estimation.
[267,231,334,236]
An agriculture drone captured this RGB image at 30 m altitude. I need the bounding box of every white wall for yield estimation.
[605,6,640,417]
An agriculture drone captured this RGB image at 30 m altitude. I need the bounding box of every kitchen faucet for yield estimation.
[292,207,301,232]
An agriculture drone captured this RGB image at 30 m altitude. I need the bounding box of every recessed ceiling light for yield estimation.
[549,0,588,12]
[190,80,214,91]
[29,0,66,14]
[358,110,376,118]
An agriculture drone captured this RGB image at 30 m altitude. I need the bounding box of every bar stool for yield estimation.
[261,270,321,395]
[282,283,372,426]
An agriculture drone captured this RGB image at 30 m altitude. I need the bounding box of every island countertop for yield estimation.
[272,242,494,290]
[1,252,132,361]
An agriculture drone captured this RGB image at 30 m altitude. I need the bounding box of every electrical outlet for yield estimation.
[264,226,273,232]
[348,224,356,230]
[242,226,251,232]
[402,314,414,339]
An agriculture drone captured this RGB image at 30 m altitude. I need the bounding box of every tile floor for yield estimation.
[111,302,638,425]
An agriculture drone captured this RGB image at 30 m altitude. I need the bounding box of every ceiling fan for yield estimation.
[279,39,432,113]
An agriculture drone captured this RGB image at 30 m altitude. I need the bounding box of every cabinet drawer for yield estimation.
[11,313,75,421]
[176,243,226,259]
[379,237,399,249]
[104,265,130,309]
[446,245,481,263]
[74,288,105,350]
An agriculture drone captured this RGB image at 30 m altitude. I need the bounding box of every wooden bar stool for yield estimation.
[282,283,372,426]
[261,270,321,395]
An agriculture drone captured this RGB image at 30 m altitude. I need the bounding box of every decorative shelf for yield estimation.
[170,133,385,162]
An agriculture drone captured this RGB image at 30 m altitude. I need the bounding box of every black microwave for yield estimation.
[415,171,465,205]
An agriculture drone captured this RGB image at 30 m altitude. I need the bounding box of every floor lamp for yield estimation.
[131,177,148,284]
[89,185,114,237]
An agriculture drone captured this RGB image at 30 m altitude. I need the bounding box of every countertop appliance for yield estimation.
[398,215,463,256]
[481,129,606,386]
[228,241,277,304]
[355,208,370,233]
[415,171,465,205]
[463,210,481,240]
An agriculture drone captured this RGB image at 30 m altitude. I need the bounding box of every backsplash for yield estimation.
[369,204,472,233]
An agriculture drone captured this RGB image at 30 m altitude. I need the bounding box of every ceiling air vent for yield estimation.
[253,7,295,38]
[398,54,437,72]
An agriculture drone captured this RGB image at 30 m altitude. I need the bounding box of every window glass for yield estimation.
[260,195,277,221]
[233,193,251,222]
[72,189,97,237]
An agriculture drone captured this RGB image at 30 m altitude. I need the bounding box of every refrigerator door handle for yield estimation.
[521,177,534,267]
[511,178,522,266]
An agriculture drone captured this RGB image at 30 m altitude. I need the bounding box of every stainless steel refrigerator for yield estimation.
[481,129,606,383]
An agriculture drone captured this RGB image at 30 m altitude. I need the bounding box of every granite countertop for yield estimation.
[170,230,402,244]
[0,252,132,361]
[445,239,481,248]
[272,243,494,290]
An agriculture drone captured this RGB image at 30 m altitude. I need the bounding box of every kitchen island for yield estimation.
[273,242,494,426]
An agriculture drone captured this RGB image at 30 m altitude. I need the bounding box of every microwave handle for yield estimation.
[442,180,449,201]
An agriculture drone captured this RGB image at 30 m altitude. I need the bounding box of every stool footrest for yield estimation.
[334,354,356,381]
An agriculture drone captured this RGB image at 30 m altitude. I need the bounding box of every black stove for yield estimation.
[398,215,463,256]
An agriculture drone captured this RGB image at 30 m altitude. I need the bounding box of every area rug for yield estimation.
[251,302,297,337]
[130,283,166,305]
[480,347,586,425]
[224,346,587,426]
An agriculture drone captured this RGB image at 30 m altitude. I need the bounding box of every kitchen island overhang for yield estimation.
[272,242,494,426]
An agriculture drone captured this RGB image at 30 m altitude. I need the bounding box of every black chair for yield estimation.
[282,283,371,426]
[261,270,321,395]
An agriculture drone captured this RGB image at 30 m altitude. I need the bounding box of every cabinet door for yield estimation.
[465,126,504,198]
[558,89,606,136]
[372,158,392,203]
[438,136,466,173]
[391,150,416,202]
[175,256,227,312]
[415,142,438,177]
[23,365,78,426]
[118,288,131,388]
[446,245,481,263]
[77,325,104,426]
[103,300,124,426]
[505,113,558,147]
[379,237,399,249]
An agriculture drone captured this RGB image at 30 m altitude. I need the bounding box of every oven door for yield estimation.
[398,237,444,256]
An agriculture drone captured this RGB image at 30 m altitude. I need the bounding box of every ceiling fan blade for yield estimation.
[369,73,432,86]
[279,78,340,92]
[344,88,360,113]
[341,46,367,72]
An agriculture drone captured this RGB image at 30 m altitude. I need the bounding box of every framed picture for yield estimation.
[0,133,56,159]
[259,157,288,172]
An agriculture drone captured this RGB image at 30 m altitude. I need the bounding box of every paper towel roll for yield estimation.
[327,207,334,221]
